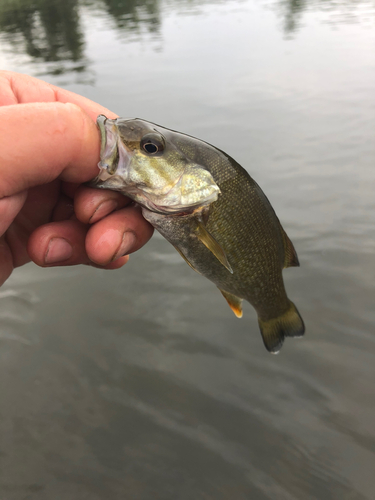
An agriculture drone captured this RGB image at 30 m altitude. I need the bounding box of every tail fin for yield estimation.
[258,301,305,354]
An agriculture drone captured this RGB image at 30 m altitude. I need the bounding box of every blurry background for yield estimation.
[0,0,374,498]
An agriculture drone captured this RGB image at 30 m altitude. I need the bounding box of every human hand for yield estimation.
[0,71,153,286]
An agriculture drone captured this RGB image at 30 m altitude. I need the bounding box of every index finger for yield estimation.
[0,101,103,198]
[0,71,120,198]
[0,70,118,122]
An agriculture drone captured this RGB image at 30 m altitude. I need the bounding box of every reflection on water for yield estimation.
[0,0,86,75]
[278,0,375,33]
[0,0,165,78]
[0,289,39,344]
[0,0,374,78]
[99,0,161,34]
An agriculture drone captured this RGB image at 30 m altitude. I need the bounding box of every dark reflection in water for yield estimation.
[0,0,85,75]
[0,0,373,78]
[0,0,165,77]
[279,0,307,33]
[99,0,161,34]
[278,0,375,33]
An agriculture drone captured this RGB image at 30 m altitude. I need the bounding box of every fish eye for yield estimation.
[140,133,165,156]
[144,143,158,154]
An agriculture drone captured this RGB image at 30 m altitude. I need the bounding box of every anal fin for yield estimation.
[219,289,243,318]
[195,218,233,274]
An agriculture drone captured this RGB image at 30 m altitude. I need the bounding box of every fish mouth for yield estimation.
[88,115,133,189]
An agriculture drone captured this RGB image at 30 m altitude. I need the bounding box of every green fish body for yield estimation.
[91,115,305,353]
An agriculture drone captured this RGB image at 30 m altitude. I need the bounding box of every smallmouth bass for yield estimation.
[90,115,305,353]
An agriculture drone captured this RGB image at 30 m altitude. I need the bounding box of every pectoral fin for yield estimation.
[173,245,202,275]
[219,289,243,318]
[195,219,233,274]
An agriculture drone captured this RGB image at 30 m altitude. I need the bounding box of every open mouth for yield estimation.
[97,114,119,177]
[89,115,133,188]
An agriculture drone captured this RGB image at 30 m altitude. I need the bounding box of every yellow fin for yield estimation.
[280,225,299,268]
[195,218,233,274]
[172,245,202,275]
[219,289,243,318]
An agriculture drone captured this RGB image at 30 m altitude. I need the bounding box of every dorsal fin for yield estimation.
[280,225,299,268]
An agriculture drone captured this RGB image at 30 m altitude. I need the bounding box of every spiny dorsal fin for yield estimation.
[280,225,299,268]
[195,217,233,274]
[219,289,243,318]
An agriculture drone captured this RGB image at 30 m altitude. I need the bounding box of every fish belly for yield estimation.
[141,207,289,319]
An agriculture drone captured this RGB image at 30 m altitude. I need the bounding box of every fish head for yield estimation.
[91,115,220,214]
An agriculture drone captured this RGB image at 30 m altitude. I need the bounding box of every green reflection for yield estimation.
[99,0,161,34]
[0,0,372,77]
[278,0,374,33]
[279,0,306,33]
[0,0,164,75]
[0,0,85,75]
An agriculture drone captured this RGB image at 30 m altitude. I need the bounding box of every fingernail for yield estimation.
[45,238,73,264]
[112,231,136,261]
[89,199,118,224]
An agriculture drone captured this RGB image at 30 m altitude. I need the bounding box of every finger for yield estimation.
[0,191,27,236]
[74,185,130,224]
[0,102,101,198]
[52,194,75,222]
[54,86,118,122]
[0,71,118,122]
[0,235,14,286]
[91,256,129,270]
[85,205,154,266]
[61,182,80,199]
[28,220,90,267]
[27,219,132,269]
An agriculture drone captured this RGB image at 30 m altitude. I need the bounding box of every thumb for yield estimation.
[0,101,101,198]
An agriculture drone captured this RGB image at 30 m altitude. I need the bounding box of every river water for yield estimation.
[0,0,374,499]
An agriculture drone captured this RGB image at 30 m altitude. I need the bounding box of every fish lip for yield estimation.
[97,114,108,160]
[88,115,133,188]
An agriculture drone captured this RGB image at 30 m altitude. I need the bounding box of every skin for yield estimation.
[0,71,154,286]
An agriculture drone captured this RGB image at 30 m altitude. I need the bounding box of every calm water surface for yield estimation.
[0,0,374,498]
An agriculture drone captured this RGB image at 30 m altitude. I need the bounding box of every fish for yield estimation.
[90,115,305,353]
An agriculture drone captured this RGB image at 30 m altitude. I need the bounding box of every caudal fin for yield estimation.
[258,301,305,354]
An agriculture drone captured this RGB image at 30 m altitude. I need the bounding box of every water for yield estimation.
[0,0,374,498]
